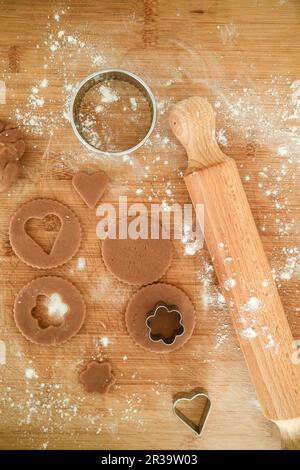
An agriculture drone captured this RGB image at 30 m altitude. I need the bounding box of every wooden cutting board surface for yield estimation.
[0,0,299,450]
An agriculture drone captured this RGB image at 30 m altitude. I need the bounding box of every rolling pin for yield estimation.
[169,97,300,449]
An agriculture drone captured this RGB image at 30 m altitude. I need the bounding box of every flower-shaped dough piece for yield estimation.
[79,360,115,394]
[72,171,108,208]
[0,121,25,192]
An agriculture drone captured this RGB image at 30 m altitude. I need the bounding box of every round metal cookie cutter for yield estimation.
[70,69,157,156]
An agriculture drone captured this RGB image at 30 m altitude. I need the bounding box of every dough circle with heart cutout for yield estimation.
[9,198,81,269]
[125,283,195,352]
[14,276,86,345]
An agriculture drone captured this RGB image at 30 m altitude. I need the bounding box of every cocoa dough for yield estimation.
[79,360,115,394]
[125,283,195,352]
[14,276,86,345]
[72,170,108,208]
[0,121,25,192]
[9,199,81,269]
[102,221,173,285]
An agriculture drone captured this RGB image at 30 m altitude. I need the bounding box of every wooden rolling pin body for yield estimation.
[169,97,300,448]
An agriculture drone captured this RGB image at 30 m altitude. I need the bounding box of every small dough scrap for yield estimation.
[14,276,86,345]
[72,171,108,208]
[79,360,115,394]
[9,199,81,269]
[125,283,195,352]
[0,120,25,192]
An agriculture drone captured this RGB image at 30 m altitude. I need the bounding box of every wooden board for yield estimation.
[0,0,299,450]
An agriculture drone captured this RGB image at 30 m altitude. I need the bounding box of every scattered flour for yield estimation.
[184,240,202,256]
[289,80,300,119]
[135,188,143,196]
[241,327,257,339]
[217,23,239,45]
[182,223,203,256]
[277,144,288,157]
[40,78,49,88]
[99,85,119,104]
[1,7,298,446]
[53,12,60,22]
[239,317,280,352]
[50,42,60,52]
[242,297,263,312]
[99,336,110,348]
[95,104,104,113]
[224,278,236,291]
[216,128,228,147]
[92,54,105,66]
[67,35,77,45]
[129,97,138,111]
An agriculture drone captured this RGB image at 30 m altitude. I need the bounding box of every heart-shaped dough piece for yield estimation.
[72,171,108,208]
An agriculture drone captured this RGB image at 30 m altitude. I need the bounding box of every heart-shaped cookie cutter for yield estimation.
[173,388,211,436]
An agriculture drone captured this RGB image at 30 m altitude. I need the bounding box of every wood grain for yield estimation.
[0,0,299,450]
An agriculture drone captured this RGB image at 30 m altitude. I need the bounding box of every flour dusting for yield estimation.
[241,327,258,339]
[224,278,236,291]
[99,85,119,104]
[76,257,86,272]
[242,297,263,312]
[99,336,111,348]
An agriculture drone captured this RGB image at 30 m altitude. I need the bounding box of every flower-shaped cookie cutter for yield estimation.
[146,301,185,346]
[173,388,211,437]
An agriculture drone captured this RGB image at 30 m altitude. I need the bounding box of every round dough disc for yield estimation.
[102,237,172,286]
[125,283,195,352]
